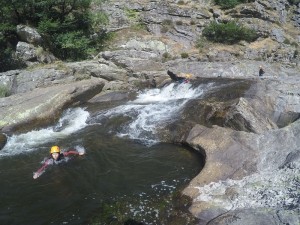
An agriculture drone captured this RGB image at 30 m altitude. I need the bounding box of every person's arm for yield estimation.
[63,150,85,156]
[33,159,51,179]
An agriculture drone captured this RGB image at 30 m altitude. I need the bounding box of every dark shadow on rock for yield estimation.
[0,133,7,150]
[277,112,300,128]
[159,77,255,143]
[279,150,300,169]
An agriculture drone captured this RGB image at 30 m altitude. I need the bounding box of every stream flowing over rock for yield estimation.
[0,0,299,224]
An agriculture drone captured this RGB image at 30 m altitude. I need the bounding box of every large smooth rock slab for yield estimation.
[0,78,105,133]
[182,119,300,224]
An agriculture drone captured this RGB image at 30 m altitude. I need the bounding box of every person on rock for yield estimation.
[33,145,85,179]
[259,66,265,77]
[167,70,192,83]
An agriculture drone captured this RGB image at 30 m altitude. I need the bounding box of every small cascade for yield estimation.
[0,82,211,156]
[92,82,211,144]
[0,108,89,157]
[0,82,211,155]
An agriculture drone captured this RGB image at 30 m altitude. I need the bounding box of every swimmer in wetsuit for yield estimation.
[33,145,84,179]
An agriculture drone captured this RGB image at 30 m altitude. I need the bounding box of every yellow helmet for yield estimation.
[185,73,192,79]
[50,146,60,154]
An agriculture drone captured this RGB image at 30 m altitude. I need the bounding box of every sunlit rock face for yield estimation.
[181,77,300,224]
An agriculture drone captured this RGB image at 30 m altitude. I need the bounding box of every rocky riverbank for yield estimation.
[0,0,299,224]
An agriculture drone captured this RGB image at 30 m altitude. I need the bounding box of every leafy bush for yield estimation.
[202,21,258,44]
[176,20,183,26]
[162,52,172,62]
[0,0,108,71]
[54,31,92,60]
[0,85,9,98]
[181,52,189,58]
[125,8,140,21]
[162,52,172,59]
[214,0,255,9]
[196,37,206,49]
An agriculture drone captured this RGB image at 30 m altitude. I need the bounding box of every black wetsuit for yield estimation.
[34,150,80,178]
[259,68,265,76]
[167,70,186,83]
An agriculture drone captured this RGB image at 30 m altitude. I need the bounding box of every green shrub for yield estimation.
[0,0,109,71]
[125,8,140,21]
[162,19,173,26]
[196,37,206,49]
[176,20,183,26]
[162,52,172,62]
[161,26,169,33]
[202,21,258,44]
[162,52,172,59]
[90,12,109,32]
[214,0,255,9]
[131,23,147,31]
[181,52,189,58]
[0,85,9,97]
[161,19,173,33]
[283,38,291,45]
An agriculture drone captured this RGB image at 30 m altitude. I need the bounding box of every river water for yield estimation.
[0,82,208,225]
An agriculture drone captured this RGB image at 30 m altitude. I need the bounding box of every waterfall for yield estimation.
[0,108,89,157]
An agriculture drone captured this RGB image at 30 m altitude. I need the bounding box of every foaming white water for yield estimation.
[134,83,201,103]
[74,145,86,155]
[95,83,209,144]
[195,166,299,211]
[0,108,89,157]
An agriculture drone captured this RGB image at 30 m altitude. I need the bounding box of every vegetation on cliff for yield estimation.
[214,0,255,9]
[0,0,108,72]
[202,21,258,44]
[215,0,299,9]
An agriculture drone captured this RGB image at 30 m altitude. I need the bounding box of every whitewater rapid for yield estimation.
[0,108,89,157]
[92,82,210,144]
[1,82,208,156]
